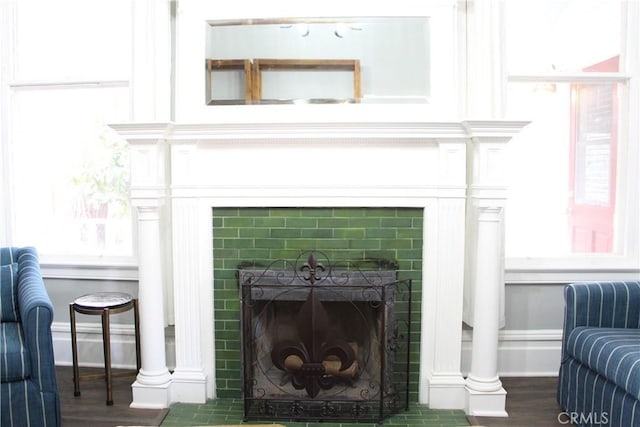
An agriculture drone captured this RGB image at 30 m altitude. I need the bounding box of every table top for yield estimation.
[73,292,133,309]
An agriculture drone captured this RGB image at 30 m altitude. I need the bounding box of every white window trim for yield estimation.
[0,0,139,277]
[503,0,640,283]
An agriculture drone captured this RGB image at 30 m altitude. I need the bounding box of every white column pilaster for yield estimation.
[169,197,211,402]
[130,202,173,408]
[110,124,174,409]
[421,198,468,408]
[167,140,213,402]
[462,121,525,417]
[420,140,468,409]
[128,0,173,406]
[464,205,507,416]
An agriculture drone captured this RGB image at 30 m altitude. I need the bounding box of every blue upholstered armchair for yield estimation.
[557,281,640,427]
[0,247,61,426]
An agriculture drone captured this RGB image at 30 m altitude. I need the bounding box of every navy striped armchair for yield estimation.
[0,247,61,426]
[557,281,640,427]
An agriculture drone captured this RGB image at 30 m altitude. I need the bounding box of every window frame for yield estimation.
[0,0,138,278]
[503,1,640,283]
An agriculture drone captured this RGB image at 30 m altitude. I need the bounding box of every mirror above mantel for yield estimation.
[205,17,430,105]
[174,1,458,122]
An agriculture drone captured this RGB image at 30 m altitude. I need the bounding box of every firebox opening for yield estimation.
[251,298,380,400]
[239,251,412,423]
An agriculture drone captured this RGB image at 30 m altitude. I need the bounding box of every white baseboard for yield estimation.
[52,321,139,369]
[53,322,561,378]
[52,321,176,370]
[462,329,562,377]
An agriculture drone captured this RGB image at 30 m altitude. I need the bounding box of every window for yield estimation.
[504,0,638,268]
[1,0,133,260]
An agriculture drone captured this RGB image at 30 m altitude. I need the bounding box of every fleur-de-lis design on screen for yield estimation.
[271,252,357,398]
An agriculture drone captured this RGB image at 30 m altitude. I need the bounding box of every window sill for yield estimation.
[40,258,138,281]
[505,256,640,284]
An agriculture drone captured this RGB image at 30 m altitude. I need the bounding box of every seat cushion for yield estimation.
[0,321,31,382]
[1,263,20,322]
[566,326,640,400]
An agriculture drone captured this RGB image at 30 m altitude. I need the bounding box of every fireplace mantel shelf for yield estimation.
[111,120,529,142]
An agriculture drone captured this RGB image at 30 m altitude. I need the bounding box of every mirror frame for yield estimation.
[175,0,458,123]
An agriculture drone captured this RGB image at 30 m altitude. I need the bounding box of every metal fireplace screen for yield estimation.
[239,251,411,423]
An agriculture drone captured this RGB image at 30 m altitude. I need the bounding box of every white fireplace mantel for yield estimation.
[111,119,527,416]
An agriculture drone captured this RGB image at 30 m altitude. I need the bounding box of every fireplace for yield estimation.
[239,251,411,422]
[111,120,527,417]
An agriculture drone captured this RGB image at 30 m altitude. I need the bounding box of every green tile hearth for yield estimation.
[160,399,470,426]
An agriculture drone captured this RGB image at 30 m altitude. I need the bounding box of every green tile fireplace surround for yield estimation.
[212,207,424,403]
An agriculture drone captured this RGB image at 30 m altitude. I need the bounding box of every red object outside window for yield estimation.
[569,56,619,253]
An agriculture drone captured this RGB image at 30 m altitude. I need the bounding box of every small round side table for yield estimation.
[69,292,141,405]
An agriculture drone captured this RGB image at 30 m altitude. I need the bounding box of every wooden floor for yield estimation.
[468,377,563,426]
[57,365,561,426]
[57,365,168,427]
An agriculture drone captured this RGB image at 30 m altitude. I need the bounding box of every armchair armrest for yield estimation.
[16,247,57,392]
[561,281,640,359]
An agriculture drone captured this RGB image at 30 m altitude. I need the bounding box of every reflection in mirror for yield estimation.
[205,18,430,105]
